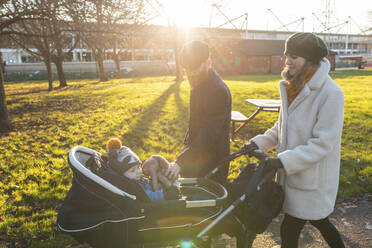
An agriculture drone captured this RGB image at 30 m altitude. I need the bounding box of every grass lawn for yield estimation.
[0,70,371,247]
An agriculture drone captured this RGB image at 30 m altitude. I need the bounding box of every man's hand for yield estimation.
[142,158,161,190]
[163,162,181,181]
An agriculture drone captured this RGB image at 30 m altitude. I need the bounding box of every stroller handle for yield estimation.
[197,150,278,239]
[205,146,268,179]
[249,149,267,160]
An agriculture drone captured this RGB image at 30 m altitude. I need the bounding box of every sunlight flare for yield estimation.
[161,0,206,27]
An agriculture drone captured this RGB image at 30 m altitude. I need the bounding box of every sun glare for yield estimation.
[161,0,206,27]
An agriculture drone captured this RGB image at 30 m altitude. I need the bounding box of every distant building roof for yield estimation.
[234,39,285,56]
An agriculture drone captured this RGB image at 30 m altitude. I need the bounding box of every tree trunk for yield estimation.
[0,53,11,132]
[173,23,183,82]
[174,44,183,82]
[44,59,53,91]
[112,40,122,78]
[54,58,67,88]
[96,49,108,82]
[113,55,122,78]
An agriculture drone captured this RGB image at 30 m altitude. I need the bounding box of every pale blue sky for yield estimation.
[150,0,371,34]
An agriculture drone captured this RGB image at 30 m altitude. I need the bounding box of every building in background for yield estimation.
[1,25,371,75]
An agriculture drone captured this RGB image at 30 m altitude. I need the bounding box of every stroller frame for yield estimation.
[58,145,276,248]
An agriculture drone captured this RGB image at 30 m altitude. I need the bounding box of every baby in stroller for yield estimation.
[96,137,180,201]
[59,143,284,248]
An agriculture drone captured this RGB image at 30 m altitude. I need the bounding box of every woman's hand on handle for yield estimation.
[243,141,259,155]
[263,157,283,173]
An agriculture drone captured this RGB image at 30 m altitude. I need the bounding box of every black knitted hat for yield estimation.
[284,32,328,63]
[180,40,210,70]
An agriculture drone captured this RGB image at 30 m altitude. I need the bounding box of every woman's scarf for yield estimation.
[283,64,318,106]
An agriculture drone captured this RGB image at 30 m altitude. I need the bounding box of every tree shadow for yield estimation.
[7,83,126,121]
[8,94,105,120]
[173,82,189,132]
[119,82,181,150]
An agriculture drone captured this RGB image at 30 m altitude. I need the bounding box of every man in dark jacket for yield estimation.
[164,41,232,184]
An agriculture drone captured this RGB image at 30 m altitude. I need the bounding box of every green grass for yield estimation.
[1,70,371,247]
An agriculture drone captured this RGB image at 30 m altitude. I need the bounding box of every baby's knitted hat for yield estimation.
[107,138,141,175]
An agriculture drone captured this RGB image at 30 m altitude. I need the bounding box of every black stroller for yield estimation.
[57,145,283,247]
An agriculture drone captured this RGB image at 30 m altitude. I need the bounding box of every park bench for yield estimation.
[231,99,281,141]
[231,111,248,141]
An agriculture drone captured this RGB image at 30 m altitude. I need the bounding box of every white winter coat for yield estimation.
[251,59,344,220]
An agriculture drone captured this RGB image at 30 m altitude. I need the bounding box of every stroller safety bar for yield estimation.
[178,178,198,184]
[186,199,216,208]
[142,177,228,210]
[179,177,228,208]
[68,146,137,200]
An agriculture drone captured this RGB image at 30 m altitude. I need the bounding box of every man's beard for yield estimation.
[189,69,209,88]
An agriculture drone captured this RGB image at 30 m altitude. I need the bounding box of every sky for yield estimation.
[149,0,372,34]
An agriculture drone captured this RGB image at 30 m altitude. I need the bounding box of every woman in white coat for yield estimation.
[245,33,345,248]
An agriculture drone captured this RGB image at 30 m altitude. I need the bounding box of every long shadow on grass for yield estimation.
[173,81,189,136]
[120,82,181,149]
[8,89,121,121]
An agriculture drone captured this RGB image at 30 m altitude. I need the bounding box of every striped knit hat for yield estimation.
[106,138,141,175]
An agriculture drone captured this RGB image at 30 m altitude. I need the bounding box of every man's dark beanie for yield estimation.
[284,32,328,63]
[180,40,210,70]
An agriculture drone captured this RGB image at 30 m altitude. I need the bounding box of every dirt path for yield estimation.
[252,195,372,248]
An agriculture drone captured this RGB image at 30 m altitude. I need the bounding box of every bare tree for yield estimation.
[0,52,10,132]
[48,2,81,88]
[144,0,183,82]
[172,21,183,82]
[66,0,146,82]
[8,18,55,91]
[107,18,155,78]
[107,32,130,78]
[0,0,37,132]
[6,0,81,88]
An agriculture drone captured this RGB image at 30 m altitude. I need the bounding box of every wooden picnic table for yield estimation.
[231,99,281,140]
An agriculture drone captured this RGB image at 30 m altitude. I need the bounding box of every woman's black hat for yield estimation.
[284,32,328,63]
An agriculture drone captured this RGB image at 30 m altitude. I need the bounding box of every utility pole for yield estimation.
[217,13,247,29]
[273,17,304,32]
[302,17,304,32]
[245,13,248,39]
[312,12,329,46]
[267,9,289,32]
[212,3,238,29]
[345,18,350,55]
